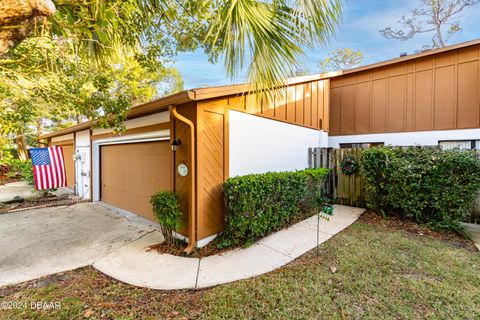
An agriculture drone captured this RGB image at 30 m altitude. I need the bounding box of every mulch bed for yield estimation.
[0,195,88,214]
[149,209,330,258]
[148,237,232,258]
[359,210,477,252]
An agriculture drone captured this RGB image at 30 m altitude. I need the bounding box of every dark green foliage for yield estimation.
[361,146,480,231]
[150,191,183,244]
[220,168,329,248]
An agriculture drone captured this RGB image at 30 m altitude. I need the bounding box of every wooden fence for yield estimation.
[308,147,365,207]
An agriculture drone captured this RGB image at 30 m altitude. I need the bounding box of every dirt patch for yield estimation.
[0,195,88,214]
[147,237,232,258]
[359,210,477,251]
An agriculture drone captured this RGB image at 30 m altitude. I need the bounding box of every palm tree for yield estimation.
[1,0,342,94]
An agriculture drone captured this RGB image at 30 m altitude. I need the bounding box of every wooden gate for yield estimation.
[309,147,365,207]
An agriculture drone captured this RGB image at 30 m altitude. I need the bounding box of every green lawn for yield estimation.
[1,219,479,320]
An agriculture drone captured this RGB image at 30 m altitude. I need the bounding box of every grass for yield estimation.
[1,219,479,319]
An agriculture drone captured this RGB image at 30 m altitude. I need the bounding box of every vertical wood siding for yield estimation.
[329,44,480,136]
[225,79,330,131]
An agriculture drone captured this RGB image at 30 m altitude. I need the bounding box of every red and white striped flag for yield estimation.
[29,147,67,190]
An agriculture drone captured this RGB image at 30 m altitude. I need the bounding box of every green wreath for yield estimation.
[340,156,358,175]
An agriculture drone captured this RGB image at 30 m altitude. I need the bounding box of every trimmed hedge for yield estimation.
[361,146,480,231]
[220,168,329,248]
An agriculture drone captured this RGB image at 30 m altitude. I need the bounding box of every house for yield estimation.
[38,39,480,248]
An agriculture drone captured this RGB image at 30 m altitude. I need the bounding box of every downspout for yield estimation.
[170,105,197,254]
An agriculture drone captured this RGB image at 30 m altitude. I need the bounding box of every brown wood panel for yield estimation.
[304,82,312,127]
[406,73,415,131]
[415,70,434,131]
[434,65,456,129]
[100,141,172,221]
[371,79,387,132]
[329,87,341,135]
[388,75,406,132]
[274,88,287,120]
[457,61,480,128]
[355,81,371,133]
[286,86,296,123]
[329,45,480,135]
[196,102,227,239]
[295,84,304,124]
[340,85,355,135]
[323,80,330,131]
[311,81,318,128]
[172,102,197,236]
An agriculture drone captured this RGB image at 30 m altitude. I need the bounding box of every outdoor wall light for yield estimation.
[171,139,181,152]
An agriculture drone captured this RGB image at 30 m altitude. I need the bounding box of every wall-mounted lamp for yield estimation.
[171,138,181,152]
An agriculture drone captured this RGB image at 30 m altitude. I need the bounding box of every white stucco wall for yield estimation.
[75,130,91,199]
[328,128,480,148]
[229,110,327,177]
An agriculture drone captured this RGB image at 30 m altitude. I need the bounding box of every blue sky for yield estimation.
[173,0,480,89]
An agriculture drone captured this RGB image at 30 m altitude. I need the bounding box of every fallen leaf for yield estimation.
[84,309,93,318]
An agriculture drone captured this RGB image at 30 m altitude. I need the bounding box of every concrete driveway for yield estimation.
[0,203,160,287]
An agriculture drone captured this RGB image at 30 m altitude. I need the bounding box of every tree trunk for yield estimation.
[15,130,28,161]
[35,118,43,146]
[0,0,56,54]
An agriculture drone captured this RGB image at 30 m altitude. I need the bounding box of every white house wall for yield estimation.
[74,130,91,199]
[92,111,170,135]
[328,128,480,148]
[228,110,327,177]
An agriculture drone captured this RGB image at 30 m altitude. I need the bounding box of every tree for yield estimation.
[0,37,183,156]
[380,0,480,48]
[318,48,363,72]
[1,0,342,96]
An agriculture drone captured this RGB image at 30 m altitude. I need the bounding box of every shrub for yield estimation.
[361,146,480,231]
[150,191,183,244]
[220,168,329,248]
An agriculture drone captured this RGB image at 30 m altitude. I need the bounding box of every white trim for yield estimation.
[328,128,480,148]
[92,130,170,202]
[172,231,218,248]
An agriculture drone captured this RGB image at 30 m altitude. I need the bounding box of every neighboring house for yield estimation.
[39,38,480,247]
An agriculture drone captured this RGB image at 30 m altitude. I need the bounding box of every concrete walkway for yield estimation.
[0,181,72,203]
[0,203,157,287]
[93,205,365,290]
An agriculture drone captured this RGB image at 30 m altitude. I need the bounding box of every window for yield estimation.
[439,140,479,150]
[340,142,384,149]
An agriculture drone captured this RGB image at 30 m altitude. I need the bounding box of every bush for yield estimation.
[150,191,183,244]
[220,168,330,248]
[361,146,480,231]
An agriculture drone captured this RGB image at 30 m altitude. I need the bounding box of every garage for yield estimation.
[100,141,172,221]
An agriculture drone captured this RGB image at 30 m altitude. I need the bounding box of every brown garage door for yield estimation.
[100,141,172,221]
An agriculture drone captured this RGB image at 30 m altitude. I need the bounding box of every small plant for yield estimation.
[150,191,183,245]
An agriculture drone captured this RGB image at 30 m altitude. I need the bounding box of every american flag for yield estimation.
[29,147,67,190]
